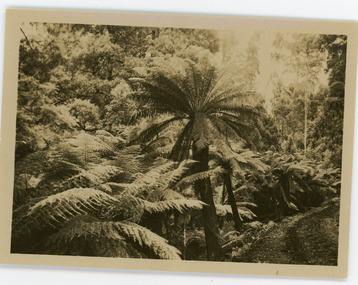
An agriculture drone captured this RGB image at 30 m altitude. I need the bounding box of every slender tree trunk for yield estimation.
[221,183,226,204]
[224,172,243,232]
[304,91,308,155]
[192,145,222,261]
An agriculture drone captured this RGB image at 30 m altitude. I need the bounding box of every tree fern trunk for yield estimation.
[192,145,221,261]
[224,172,243,232]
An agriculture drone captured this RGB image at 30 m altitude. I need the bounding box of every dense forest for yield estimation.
[11,23,346,264]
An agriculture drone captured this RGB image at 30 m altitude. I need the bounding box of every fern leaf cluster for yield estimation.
[140,198,206,214]
[42,218,181,259]
[116,221,181,259]
[174,166,226,189]
[13,188,118,238]
[131,64,264,158]
[62,165,123,190]
[215,204,257,221]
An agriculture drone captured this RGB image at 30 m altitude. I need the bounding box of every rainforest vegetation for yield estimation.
[11,23,346,264]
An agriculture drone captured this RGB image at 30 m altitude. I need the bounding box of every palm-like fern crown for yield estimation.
[131,65,262,160]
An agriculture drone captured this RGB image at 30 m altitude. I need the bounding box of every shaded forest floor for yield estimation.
[231,199,340,265]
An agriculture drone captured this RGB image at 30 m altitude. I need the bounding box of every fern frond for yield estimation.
[130,116,186,145]
[66,132,116,157]
[215,204,257,221]
[129,106,182,123]
[13,188,119,238]
[100,193,144,222]
[109,145,143,180]
[41,160,83,184]
[95,130,126,148]
[170,120,193,161]
[106,182,139,194]
[43,216,126,248]
[219,116,254,135]
[142,136,172,153]
[210,115,253,146]
[134,74,192,114]
[15,150,51,177]
[117,144,143,156]
[160,159,197,188]
[207,115,244,144]
[108,159,194,196]
[142,137,174,160]
[144,144,173,160]
[160,188,186,200]
[237,207,257,220]
[210,104,259,119]
[287,161,315,176]
[236,150,269,173]
[98,184,113,193]
[203,93,247,113]
[115,221,181,260]
[42,218,178,259]
[62,165,123,190]
[109,159,176,194]
[174,166,226,189]
[29,187,117,215]
[192,113,211,149]
[136,159,176,185]
[140,198,206,214]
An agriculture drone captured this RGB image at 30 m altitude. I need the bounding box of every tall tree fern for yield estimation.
[210,142,269,231]
[130,64,264,260]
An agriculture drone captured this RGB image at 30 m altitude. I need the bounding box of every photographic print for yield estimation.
[0,9,357,279]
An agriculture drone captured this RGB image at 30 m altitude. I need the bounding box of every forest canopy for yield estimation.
[12,22,346,263]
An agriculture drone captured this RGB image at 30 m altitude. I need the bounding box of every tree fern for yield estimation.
[130,64,267,260]
[207,141,269,231]
[260,151,322,218]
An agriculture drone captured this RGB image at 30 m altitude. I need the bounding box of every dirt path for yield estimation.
[236,199,339,265]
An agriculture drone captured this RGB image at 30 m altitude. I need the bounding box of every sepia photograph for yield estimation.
[0,8,357,280]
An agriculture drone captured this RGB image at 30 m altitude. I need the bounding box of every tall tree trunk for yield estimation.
[192,145,221,261]
[221,183,226,204]
[304,91,308,155]
[224,172,243,232]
